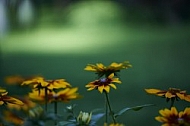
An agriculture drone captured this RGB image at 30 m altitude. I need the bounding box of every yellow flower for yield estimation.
[7,96,36,111]
[3,110,24,126]
[104,123,125,126]
[29,87,80,103]
[4,75,25,85]
[22,77,71,91]
[84,61,132,77]
[0,87,7,94]
[50,87,81,102]
[77,111,92,125]
[46,79,71,89]
[21,76,49,88]
[86,73,121,93]
[145,88,190,102]
[0,92,23,106]
[155,107,190,126]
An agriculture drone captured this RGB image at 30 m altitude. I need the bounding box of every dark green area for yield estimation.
[1,1,190,125]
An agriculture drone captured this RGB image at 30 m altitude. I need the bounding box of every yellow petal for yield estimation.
[155,116,167,122]
[104,86,110,93]
[179,111,183,118]
[165,92,174,98]
[176,93,184,100]
[145,89,162,94]
[159,108,171,117]
[109,84,117,89]
[183,107,190,116]
[108,73,114,78]
[0,101,4,105]
[87,88,95,91]
[110,62,121,67]
[171,107,178,116]
[112,78,121,84]
[96,63,104,70]
[84,65,97,71]
[98,85,104,93]
[66,88,78,95]
[184,95,190,102]
[57,88,70,95]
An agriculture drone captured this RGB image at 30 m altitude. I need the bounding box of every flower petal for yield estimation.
[98,85,104,93]
[104,86,110,93]
[109,84,117,89]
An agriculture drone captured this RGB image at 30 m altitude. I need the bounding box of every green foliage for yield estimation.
[115,104,155,118]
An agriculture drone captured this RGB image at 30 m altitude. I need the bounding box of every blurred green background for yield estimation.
[1,0,190,125]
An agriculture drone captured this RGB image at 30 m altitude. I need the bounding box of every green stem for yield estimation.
[170,98,175,109]
[45,88,48,112]
[104,91,116,123]
[105,97,108,123]
[54,101,57,125]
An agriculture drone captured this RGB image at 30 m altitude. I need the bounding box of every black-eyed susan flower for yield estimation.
[0,92,23,106]
[50,87,81,103]
[46,79,71,90]
[21,77,49,89]
[22,77,71,91]
[155,107,190,126]
[29,87,80,103]
[7,96,36,111]
[4,75,25,85]
[145,88,190,102]
[85,73,121,93]
[3,110,24,126]
[84,61,132,77]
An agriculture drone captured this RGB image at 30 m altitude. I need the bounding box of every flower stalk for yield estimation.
[54,101,57,125]
[45,87,48,112]
[104,91,116,124]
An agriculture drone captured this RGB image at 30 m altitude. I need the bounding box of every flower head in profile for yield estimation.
[145,88,190,102]
[46,79,71,90]
[22,77,71,91]
[0,90,23,106]
[21,77,49,88]
[29,87,81,103]
[84,61,132,77]
[155,107,190,126]
[7,96,36,111]
[85,73,121,93]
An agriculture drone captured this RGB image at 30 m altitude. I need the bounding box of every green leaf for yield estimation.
[115,104,155,118]
[91,108,104,113]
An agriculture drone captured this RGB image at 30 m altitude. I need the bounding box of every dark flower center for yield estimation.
[94,78,112,86]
